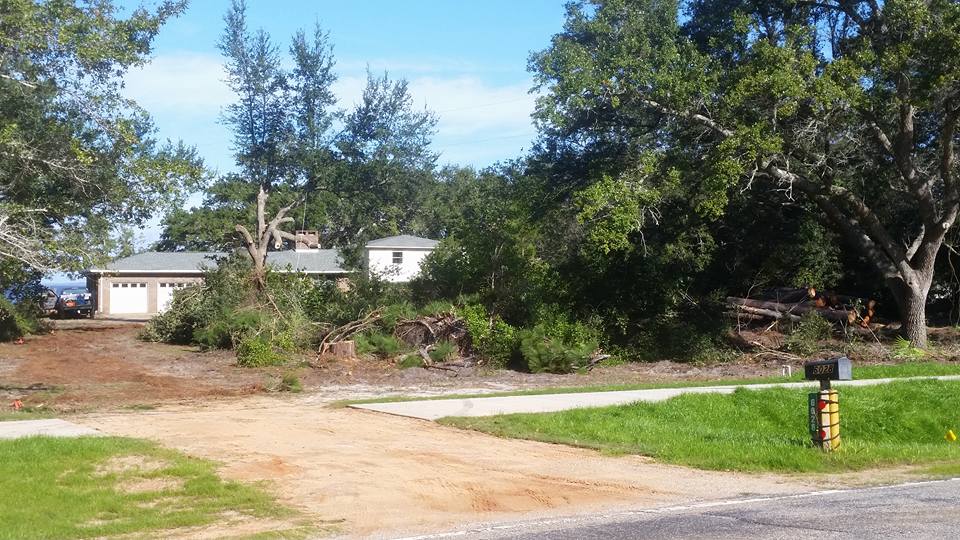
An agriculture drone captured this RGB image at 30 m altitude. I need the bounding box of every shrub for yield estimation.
[194,308,268,349]
[0,296,40,341]
[457,303,518,368]
[398,354,424,369]
[785,312,834,356]
[428,340,457,363]
[235,336,286,367]
[279,372,302,393]
[519,329,596,374]
[382,301,416,328]
[355,331,404,358]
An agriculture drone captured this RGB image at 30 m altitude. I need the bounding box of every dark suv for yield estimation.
[56,287,94,318]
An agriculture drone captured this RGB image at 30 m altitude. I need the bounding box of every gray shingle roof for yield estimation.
[92,252,222,273]
[365,234,439,249]
[89,250,347,274]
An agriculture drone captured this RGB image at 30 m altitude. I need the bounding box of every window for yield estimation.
[392,251,403,264]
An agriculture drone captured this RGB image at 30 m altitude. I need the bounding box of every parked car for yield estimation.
[41,288,58,316]
[55,287,93,318]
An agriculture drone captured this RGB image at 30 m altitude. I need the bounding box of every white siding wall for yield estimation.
[367,248,432,282]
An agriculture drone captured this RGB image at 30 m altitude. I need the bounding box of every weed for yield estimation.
[355,331,404,358]
[428,340,457,363]
[278,372,302,393]
[784,312,833,355]
[891,335,928,361]
[398,354,425,369]
[236,336,286,367]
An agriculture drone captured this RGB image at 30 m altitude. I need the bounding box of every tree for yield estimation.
[531,0,960,347]
[234,186,311,290]
[160,0,341,251]
[0,0,206,275]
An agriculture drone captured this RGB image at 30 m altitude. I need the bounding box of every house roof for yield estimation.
[88,250,347,275]
[365,235,439,249]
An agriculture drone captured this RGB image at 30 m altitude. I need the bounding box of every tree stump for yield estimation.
[321,340,356,359]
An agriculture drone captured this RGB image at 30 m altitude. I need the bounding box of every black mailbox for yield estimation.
[804,357,852,381]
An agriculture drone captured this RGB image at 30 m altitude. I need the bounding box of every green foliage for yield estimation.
[1,0,207,270]
[515,309,599,374]
[457,303,519,369]
[382,301,416,329]
[518,330,595,374]
[428,340,457,363]
[354,331,404,358]
[784,313,834,356]
[892,336,928,361]
[0,296,39,341]
[398,354,425,369]
[279,372,303,393]
[235,336,287,368]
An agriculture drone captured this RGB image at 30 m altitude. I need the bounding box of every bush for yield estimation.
[0,296,40,341]
[519,329,596,374]
[398,354,424,369]
[279,371,302,392]
[785,312,834,355]
[428,340,457,363]
[355,331,404,358]
[457,303,519,368]
[235,335,287,367]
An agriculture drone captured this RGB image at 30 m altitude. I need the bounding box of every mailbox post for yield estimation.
[804,357,852,451]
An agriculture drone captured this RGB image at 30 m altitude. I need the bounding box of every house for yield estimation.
[365,234,440,283]
[85,233,437,317]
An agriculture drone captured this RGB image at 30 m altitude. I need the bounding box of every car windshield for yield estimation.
[61,288,88,295]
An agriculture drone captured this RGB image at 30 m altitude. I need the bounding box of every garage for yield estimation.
[109,282,148,314]
[157,282,189,313]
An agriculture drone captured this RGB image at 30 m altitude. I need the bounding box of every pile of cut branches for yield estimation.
[394,312,470,354]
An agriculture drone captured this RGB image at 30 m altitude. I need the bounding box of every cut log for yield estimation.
[731,305,802,322]
[726,297,851,322]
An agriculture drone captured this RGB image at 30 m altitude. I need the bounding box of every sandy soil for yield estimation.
[83,396,814,538]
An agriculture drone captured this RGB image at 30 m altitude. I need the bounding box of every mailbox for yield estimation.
[804,356,852,381]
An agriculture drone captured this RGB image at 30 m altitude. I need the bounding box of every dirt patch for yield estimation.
[117,477,184,494]
[0,323,265,410]
[83,396,814,537]
[95,455,170,476]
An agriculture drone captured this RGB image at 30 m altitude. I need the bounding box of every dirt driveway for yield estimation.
[83,396,814,538]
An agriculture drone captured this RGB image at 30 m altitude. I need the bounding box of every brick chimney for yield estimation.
[295,230,320,251]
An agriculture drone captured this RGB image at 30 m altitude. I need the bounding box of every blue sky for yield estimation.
[123,0,567,174]
[51,1,568,284]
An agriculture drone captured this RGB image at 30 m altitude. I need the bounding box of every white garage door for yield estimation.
[109,282,148,314]
[157,282,189,313]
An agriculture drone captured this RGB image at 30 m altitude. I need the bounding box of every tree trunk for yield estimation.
[887,275,932,349]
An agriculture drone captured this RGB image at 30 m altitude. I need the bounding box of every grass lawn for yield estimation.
[0,436,309,539]
[441,379,960,473]
[334,361,960,407]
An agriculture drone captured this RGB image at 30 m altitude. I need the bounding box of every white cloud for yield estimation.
[333,74,537,166]
[125,52,537,168]
[124,52,231,113]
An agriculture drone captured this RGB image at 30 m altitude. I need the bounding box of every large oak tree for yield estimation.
[0,0,205,276]
[532,0,960,347]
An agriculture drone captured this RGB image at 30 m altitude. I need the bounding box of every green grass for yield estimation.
[441,379,960,473]
[0,436,301,539]
[332,361,960,407]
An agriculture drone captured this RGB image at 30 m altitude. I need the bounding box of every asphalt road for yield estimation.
[400,478,960,539]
